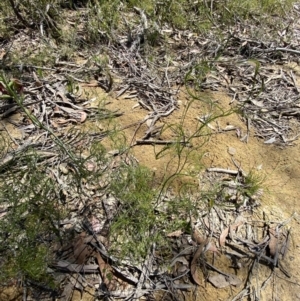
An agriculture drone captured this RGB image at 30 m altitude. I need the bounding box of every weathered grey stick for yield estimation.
[206,167,240,175]
[253,47,300,56]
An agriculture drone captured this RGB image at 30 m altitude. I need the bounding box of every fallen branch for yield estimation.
[206,168,240,175]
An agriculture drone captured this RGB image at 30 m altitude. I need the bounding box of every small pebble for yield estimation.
[228,147,236,155]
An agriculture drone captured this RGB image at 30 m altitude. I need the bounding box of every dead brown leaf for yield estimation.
[190,240,207,286]
[192,228,206,244]
[208,273,242,288]
[268,227,278,257]
[206,241,221,255]
[72,232,94,264]
[219,228,229,247]
[94,250,119,291]
[208,274,229,288]
[220,221,244,247]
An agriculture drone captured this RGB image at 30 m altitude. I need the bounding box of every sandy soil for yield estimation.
[1,81,300,301]
[94,85,300,301]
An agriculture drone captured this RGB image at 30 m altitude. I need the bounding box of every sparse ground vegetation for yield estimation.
[0,0,300,300]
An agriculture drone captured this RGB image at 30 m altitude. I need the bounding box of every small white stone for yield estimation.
[228,147,236,155]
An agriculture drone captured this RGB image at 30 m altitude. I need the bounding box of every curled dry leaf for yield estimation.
[79,111,87,123]
[192,228,206,244]
[219,228,229,247]
[94,251,121,292]
[190,259,202,286]
[190,241,207,286]
[205,241,221,255]
[268,227,278,257]
[192,229,220,254]
[219,220,244,247]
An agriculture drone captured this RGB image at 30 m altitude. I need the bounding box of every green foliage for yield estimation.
[243,170,265,197]
[109,165,157,259]
[0,0,61,37]
[223,0,294,19]
[0,155,60,285]
[0,133,111,287]
[0,0,296,71]
[0,75,108,286]
[109,164,193,261]
[0,0,296,41]
[83,0,122,43]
